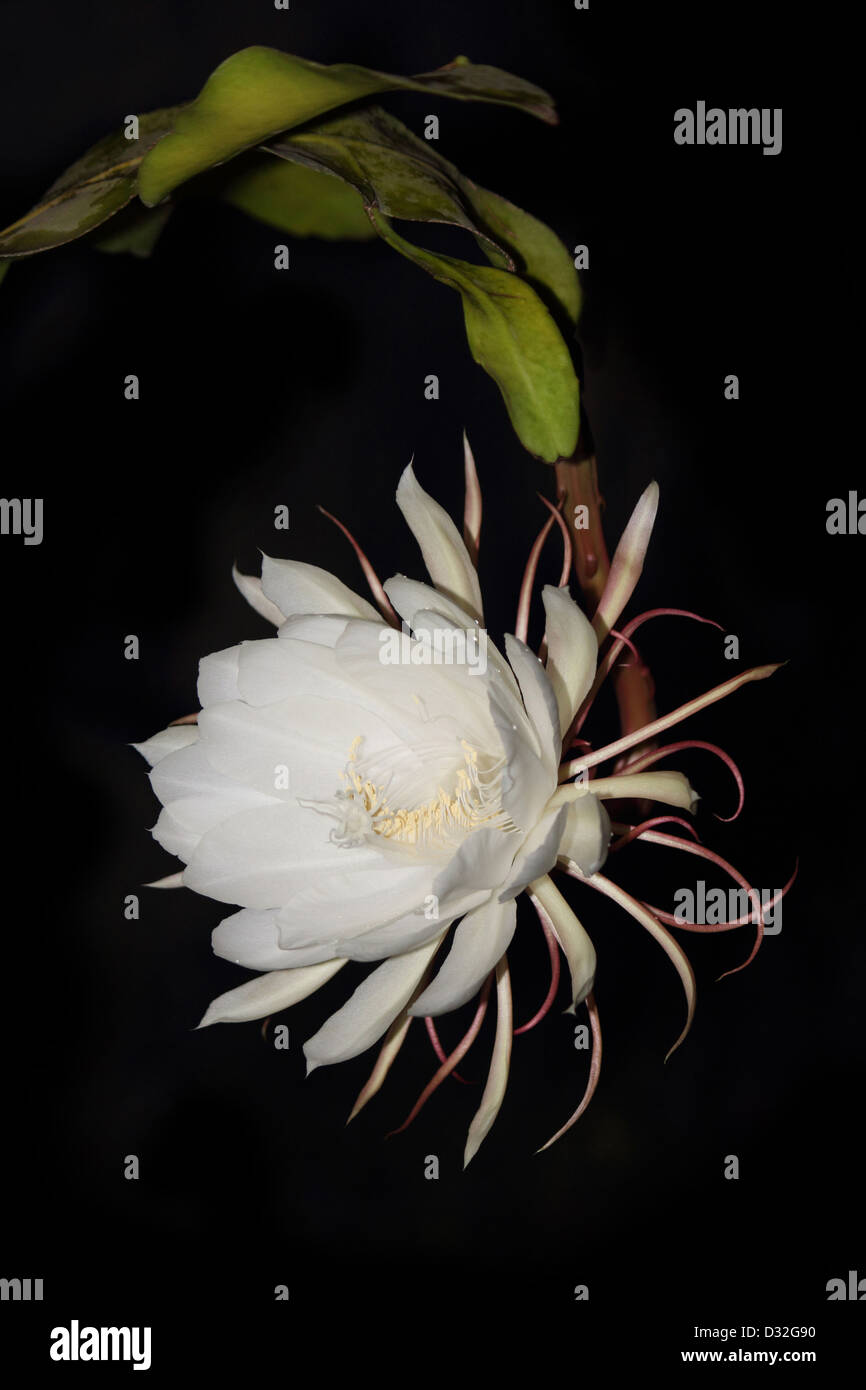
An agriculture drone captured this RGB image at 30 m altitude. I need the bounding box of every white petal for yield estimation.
[234,633,459,800]
[383,578,524,724]
[149,740,248,807]
[236,632,466,776]
[583,770,697,812]
[276,613,351,647]
[132,726,198,766]
[395,463,483,622]
[558,796,611,875]
[463,955,513,1167]
[487,687,552,833]
[504,633,560,773]
[541,585,598,735]
[213,908,295,971]
[462,430,482,564]
[266,941,344,967]
[333,610,504,757]
[233,566,285,626]
[498,804,568,901]
[346,1009,415,1122]
[529,873,596,1009]
[276,864,434,945]
[593,481,659,641]
[410,898,517,1016]
[197,959,346,1026]
[335,905,471,963]
[432,827,516,910]
[145,871,184,888]
[383,574,478,630]
[183,802,377,908]
[197,646,241,707]
[196,692,419,803]
[303,931,447,1072]
[235,636,339,706]
[150,742,281,848]
[408,611,490,685]
[152,806,199,861]
[261,554,380,621]
[336,880,492,963]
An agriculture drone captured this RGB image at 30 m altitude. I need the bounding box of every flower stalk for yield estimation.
[555,441,658,776]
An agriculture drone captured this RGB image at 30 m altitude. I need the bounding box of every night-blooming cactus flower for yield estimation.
[136,439,787,1164]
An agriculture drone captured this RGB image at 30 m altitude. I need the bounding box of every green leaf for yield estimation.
[264,106,579,325]
[265,106,507,258]
[370,211,579,463]
[0,107,183,258]
[138,47,556,207]
[220,154,375,240]
[0,52,578,461]
[91,202,173,257]
[471,187,581,329]
[262,108,580,448]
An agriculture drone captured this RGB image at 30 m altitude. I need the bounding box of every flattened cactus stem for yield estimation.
[555,426,658,794]
[554,437,608,611]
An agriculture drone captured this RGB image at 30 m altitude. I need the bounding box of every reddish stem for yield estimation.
[555,447,658,800]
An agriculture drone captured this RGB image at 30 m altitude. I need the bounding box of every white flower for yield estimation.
[137,439,781,1164]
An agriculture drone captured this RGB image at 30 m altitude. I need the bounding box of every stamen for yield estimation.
[322,735,514,849]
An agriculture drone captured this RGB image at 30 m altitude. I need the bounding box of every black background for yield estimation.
[1,0,861,1376]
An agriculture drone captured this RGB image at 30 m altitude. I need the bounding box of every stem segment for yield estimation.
[555,441,657,778]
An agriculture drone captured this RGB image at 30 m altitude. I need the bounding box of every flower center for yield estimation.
[305,734,516,851]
